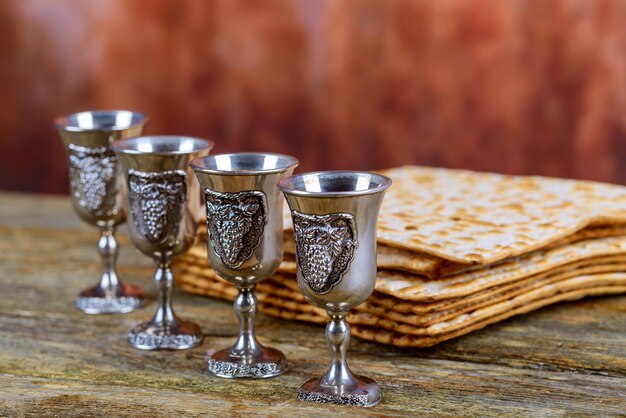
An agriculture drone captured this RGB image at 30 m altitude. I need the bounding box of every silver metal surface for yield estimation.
[112,135,213,350]
[191,152,298,378]
[279,171,391,407]
[55,110,148,314]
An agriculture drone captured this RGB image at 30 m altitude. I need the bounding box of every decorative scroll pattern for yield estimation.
[128,332,200,349]
[208,358,284,378]
[75,296,142,313]
[297,388,371,406]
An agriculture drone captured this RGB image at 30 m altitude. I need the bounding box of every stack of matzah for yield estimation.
[175,166,626,347]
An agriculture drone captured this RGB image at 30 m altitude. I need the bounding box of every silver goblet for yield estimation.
[55,110,148,314]
[278,171,391,407]
[112,136,213,350]
[191,153,298,378]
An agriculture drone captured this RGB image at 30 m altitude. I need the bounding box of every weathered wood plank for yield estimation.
[2,360,626,417]
[2,301,626,417]
[1,193,626,416]
[0,192,83,230]
[3,224,625,376]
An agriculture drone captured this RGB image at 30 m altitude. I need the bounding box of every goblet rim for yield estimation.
[278,170,392,197]
[54,110,148,132]
[191,152,299,176]
[111,135,214,156]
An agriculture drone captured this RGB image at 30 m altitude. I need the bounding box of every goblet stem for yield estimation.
[322,310,356,386]
[75,226,146,314]
[127,258,203,350]
[231,285,261,356]
[97,226,120,290]
[207,284,287,378]
[151,260,177,325]
[297,309,382,406]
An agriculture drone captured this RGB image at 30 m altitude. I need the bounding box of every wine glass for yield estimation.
[279,171,391,407]
[55,110,148,314]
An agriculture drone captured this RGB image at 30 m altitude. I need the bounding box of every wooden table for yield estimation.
[1,192,625,417]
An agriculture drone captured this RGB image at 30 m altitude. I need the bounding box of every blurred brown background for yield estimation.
[1,0,626,194]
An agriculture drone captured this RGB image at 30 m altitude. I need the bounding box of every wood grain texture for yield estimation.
[1,192,626,416]
[1,0,626,194]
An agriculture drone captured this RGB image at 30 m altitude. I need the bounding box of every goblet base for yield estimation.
[297,374,382,407]
[128,319,203,350]
[75,283,146,314]
[208,346,287,379]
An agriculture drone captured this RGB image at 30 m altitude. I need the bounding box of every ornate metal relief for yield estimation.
[128,332,199,349]
[128,170,186,243]
[75,296,143,314]
[67,144,118,215]
[297,388,370,407]
[205,189,267,269]
[208,358,283,378]
[292,211,357,294]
